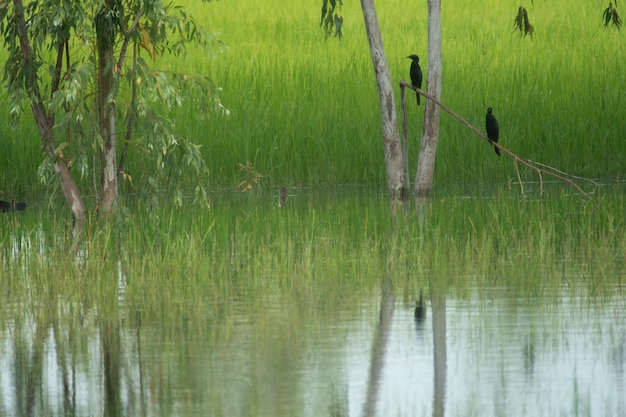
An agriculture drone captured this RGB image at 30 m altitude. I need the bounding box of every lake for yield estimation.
[1,281,624,417]
[1,184,624,416]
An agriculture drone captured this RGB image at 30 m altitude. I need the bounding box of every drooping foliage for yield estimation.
[512,6,534,39]
[320,0,343,40]
[603,2,622,29]
[512,2,623,39]
[0,0,225,215]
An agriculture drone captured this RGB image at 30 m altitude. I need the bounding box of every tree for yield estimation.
[1,0,222,222]
[414,0,442,197]
[357,0,442,201]
[325,1,613,201]
[359,0,407,204]
[323,0,439,203]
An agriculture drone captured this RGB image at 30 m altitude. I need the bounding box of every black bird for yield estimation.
[0,200,27,212]
[407,54,423,105]
[486,107,501,156]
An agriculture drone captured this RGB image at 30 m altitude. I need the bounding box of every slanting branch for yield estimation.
[400,80,594,198]
[117,5,145,73]
[116,7,144,181]
[118,41,138,178]
[12,0,86,221]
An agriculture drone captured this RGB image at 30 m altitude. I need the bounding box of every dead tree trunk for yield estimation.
[360,0,407,203]
[414,0,442,197]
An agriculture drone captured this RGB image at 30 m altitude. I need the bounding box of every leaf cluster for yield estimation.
[512,6,534,39]
[603,2,622,29]
[320,0,343,40]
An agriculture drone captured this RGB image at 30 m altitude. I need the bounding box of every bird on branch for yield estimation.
[486,107,501,156]
[407,54,423,105]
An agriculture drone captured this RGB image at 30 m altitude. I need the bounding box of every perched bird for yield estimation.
[0,200,27,212]
[407,54,423,105]
[486,107,501,156]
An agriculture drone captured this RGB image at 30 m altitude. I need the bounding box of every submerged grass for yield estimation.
[2,184,624,323]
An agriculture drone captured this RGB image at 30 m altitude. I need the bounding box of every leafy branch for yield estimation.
[512,6,534,39]
[603,2,622,29]
[320,0,343,40]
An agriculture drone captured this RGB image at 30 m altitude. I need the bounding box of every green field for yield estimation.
[176,0,626,187]
[1,0,624,196]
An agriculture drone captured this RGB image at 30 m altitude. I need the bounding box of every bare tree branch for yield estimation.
[400,80,594,198]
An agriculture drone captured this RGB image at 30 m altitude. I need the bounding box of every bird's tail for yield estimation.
[416,92,420,105]
[494,146,501,157]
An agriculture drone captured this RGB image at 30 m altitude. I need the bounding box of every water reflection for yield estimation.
[430,292,446,417]
[1,285,625,417]
[362,277,395,417]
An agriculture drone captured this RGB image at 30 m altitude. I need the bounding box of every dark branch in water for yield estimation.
[0,200,28,212]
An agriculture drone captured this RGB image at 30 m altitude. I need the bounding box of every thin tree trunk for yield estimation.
[360,0,407,203]
[12,0,86,221]
[96,2,119,212]
[400,86,410,199]
[414,0,442,197]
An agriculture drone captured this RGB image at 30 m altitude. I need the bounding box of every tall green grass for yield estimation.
[174,0,625,187]
[0,0,623,193]
[2,184,624,320]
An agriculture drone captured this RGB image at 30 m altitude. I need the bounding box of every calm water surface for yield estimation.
[1,282,624,417]
[1,184,624,416]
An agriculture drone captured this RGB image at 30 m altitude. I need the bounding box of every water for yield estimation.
[1,283,624,417]
[1,183,624,416]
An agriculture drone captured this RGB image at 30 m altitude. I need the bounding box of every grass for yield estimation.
[0,0,624,346]
[1,183,623,417]
[1,0,624,195]
[174,0,625,187]
[2,183,624,321]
